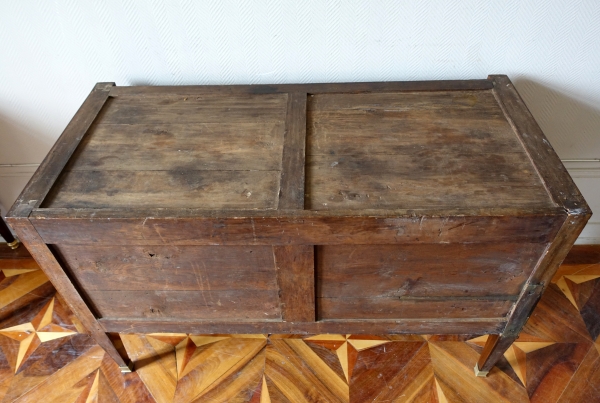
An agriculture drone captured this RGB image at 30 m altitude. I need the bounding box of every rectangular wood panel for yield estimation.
[43,92,288,210]
[54,245,278,291]
[317,243,547,298]
[306,90,554,211]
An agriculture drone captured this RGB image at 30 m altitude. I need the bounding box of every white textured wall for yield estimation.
[1,0,599,242]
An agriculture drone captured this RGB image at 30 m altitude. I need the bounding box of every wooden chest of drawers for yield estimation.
[8,76,590,375]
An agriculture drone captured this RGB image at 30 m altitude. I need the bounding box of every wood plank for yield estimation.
[87,289,281,320]
[7,83,114,218]
[278,93,307,209]
[43,170,280,209]
[490,75,589,213]
[274,245,315,322]
[307,115,523,156]
[6,217,130,369]
[317,297,514,320]
[53,245,278,291]
[317,243,547,298]
[108,79,494,97]
[68,122,285,171]
[31,205,565,219]
[30,214,563,246]
[306,152,552,210]
[100,93,288,125]
[308,89,504,112]
[99,318,506,335]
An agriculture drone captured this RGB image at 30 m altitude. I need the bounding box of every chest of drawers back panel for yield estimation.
[7,76,590,374]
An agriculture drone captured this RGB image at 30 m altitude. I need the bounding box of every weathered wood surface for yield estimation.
[54,245,278,291]
[8,83,114,217]
[317,243,547,299]
[67,122,285,171]
[306,90,553,211]
[88,289,281,320]
[318,297,514,320]
[278,93,307,209]
[108,79,494,97]
[30,214,563,245]
[490,75,589,213]
[100,93,288,124]
[306,153,551,210]
[43,92,288,210]
[274,245,315,322]
[44,170,281,209]
[99,318,506,335]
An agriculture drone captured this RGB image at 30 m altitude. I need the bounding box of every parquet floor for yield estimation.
[0,245,598,402]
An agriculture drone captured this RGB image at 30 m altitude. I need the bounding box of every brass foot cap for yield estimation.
[474,363,489,377]
[7,239,20,250]
[119,362,134,373]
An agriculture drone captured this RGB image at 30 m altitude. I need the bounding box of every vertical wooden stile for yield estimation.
[275,92,314,322]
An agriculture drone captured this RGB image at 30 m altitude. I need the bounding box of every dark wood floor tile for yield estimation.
[350,341,427,402]
[580,279,600,341]
[526,342,592,402]
[557,342,600,402]
[522,284,592,344]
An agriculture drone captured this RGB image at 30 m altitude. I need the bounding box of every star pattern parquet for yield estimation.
[0,244,599,402]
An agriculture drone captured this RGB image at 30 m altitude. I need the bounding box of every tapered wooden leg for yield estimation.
[108,333,134,373]
[474,334,516,377]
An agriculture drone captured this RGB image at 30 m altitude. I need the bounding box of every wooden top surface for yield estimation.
[25,77,583,217]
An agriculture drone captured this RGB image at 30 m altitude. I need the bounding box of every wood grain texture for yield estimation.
[30,214,563,246]
[7,83,114,218]
[5,219,130,369]
[108,79,494,97]
[53,245,278,291]
[99,318,506,335]
[278,92,307,209]
[100,92,288,125]
[490,75,590,214]
[43,170,281,209]
[67,122,285,171]
[317,243,547,299]
[89,289,281,320]
[306,89,553,211]
[42,91,288,210]
[318,297,514,320]
[274,245,315,322]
